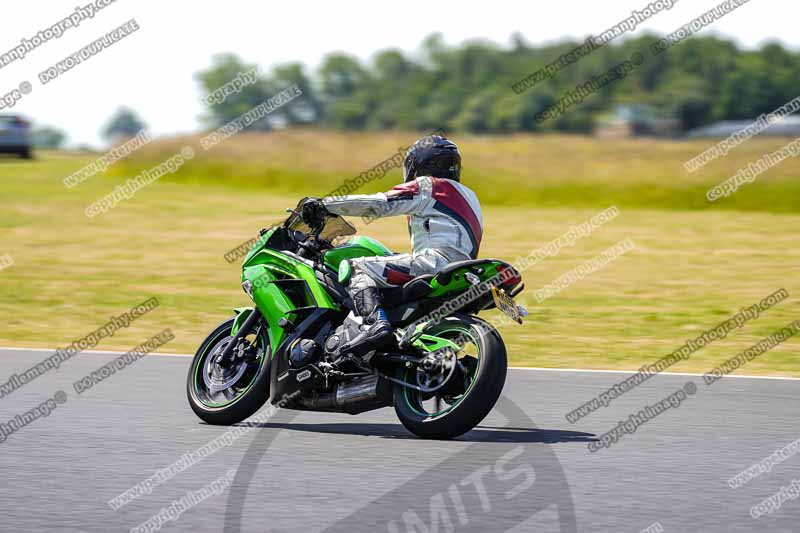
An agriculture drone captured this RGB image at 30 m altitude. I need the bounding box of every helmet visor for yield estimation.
[403,155,416,182]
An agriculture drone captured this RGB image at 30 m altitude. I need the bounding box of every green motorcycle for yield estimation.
[187,200,526,439]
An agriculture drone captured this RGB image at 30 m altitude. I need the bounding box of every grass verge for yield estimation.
[0,141,797,376]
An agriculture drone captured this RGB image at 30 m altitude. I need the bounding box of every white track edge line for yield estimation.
[1,346,799,381]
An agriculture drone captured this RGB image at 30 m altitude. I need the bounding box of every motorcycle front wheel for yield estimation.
[187,316,271,425]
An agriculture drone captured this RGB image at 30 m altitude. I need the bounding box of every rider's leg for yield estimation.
[350,283,393,348]
[341,255,414,353]
[341,251,449,353]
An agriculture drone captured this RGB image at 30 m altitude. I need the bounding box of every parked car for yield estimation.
[0,115,32,158]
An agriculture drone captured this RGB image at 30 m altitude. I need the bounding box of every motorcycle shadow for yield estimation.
[236,421,597,443]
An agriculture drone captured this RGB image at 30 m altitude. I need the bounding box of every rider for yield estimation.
[302,135,483,353]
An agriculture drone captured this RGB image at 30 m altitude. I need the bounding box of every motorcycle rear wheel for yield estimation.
[393,315,507,439]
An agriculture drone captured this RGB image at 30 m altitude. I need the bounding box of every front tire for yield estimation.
[394,315,507,439]
[187,317,271,425]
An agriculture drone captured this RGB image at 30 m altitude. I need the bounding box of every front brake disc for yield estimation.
[204,338,249,392]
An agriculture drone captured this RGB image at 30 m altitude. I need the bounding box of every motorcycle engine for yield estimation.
[289,338,318,367]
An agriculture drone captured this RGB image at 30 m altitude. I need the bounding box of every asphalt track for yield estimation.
[1,348,798,532]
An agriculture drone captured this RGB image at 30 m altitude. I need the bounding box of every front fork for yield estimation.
[217,308,262,366]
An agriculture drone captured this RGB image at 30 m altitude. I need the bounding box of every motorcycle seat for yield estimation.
[381,259,512,307]
[381,275,435,307]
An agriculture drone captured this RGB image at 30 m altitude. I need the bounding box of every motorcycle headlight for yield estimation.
[242,280,253,298]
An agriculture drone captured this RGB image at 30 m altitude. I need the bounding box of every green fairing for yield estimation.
[323,236,392,271]
[428,262,508,297]
[240,231,338,351]
[338,260,352,284]
[242,232,271,265]
[412,334,461,353]
[231,307,253,335]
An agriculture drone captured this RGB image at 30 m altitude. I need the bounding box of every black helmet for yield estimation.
[403,135,461,182]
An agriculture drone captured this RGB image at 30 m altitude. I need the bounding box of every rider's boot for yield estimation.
[341,287,393,355]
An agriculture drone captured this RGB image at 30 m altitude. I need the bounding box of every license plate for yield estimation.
[491,287,523,324]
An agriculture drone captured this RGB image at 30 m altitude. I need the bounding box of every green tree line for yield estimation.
[196,33,800,134]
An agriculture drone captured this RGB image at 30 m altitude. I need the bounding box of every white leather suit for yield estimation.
[323,175,484,292]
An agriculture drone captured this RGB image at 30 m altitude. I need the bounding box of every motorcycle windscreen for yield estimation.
[286,198,356,242]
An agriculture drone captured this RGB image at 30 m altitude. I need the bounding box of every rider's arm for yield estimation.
[322,177,430,219]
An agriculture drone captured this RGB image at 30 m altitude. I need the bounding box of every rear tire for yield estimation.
[393,315,507,439]
[19,148,32,159]
[187,317,271,425]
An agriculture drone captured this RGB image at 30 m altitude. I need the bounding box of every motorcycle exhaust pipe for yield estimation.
[336,374,380,405]
[301,375,386,414]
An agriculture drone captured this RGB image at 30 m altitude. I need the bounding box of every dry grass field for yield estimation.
[0,131,798,375]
